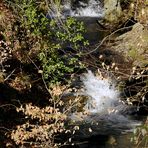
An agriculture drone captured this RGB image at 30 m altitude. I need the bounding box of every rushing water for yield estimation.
[48,1,144,147]
[82,70,120,113]
[68,71,141,148]
[71,0,103,18]
[47,0,104,19]
[47,0,107,44]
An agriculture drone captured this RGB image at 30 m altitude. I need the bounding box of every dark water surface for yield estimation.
[75,17,108,45]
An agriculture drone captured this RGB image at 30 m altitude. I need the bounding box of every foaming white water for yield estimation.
[71,0,103,18]
[69,70,141,132]
[47,0,103,19]
[82,70,120,113]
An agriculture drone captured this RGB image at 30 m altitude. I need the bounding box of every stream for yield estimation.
[67,71,143,148]
[49,1,146,147]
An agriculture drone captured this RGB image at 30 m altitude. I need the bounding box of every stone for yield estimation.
[104,0,122,22]
[112,23,148,67]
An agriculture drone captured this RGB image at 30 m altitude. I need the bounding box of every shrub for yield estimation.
[38,17,88,84]
[10,84,84,147]
[11,103,67,147]
[6,0,88,84]
[1,0,88,146]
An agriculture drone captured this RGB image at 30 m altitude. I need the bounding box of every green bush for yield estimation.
[38,17,88,84]
[7,0,88,84]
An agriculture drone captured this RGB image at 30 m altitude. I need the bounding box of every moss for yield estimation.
[128,48,138,59]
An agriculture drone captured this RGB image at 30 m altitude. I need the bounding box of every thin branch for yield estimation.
[81,25,133,55]
[0,104,17,109]
[4,69,16,81]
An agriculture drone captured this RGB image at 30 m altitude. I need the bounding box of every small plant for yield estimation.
[10,84,84,147]
[11,103,67,147]
[131,118,148,147]
[7,0,88,84]
[38,17,88,84]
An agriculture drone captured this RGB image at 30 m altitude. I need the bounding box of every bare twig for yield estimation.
[0,104,17,108]
[81,25,133,55]
[4,69,16,81]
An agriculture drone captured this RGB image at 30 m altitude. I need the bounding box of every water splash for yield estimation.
[77,70,141,127]
[82,70,120,113]
[71,0,103,18]
[47,0,104,19]
[69,70,141,141]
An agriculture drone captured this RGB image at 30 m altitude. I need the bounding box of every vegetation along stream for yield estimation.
[0,0,148,147]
